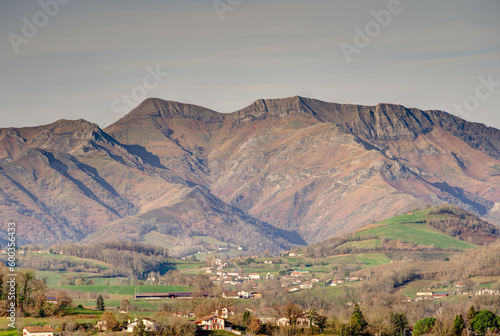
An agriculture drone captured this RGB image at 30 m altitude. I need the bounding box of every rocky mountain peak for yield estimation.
[117,98,224,123]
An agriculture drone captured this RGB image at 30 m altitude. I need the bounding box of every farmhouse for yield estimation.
[476,288,500,296]
[124,318,156,332]
[172,311,196,318]
[194,315,225,330]
[23,326,54,336]
[238,290,251,298]
[222,290,240,299]
[212,306,235,319]
[249,273,261,280]
[290,270,309,277]
[300,282,313,289]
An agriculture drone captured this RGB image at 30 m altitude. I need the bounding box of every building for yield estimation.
[432,292,449,298]
[194,315,225,330]
[259,316,277,324]
[300,282,313,289]
[124,318,156,332]
[222,291,240,299]
[212,306,235,319]
[250,292,262,299]
[238,290,251,298]
[22,326,54,336]
[134,292,208,299]
[277,317,290,326]
[173,311,196,319]
[249,273,261,280]
[475,288,500,296]
[291,270,309,277]
[45,297,59,304]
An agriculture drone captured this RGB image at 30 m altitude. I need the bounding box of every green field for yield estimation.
[53,284,195,296]
[73,298,166,310]
[26,253,112,269]
[142,232,240,254]
[335,239,381,251]
[371,210,431,226]
[356,253,391,267]
[292,284,345,299]
[359,222,476,250]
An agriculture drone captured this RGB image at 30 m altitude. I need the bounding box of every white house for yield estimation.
[266,272,275,280]
[238,290,251,299]
[300,282,313,289]
[195,315,225,330]
[23,326,54,336]
[212,306,235,319]
[249,273,261,280]
[124,318,156,332]
[277,317,290,326]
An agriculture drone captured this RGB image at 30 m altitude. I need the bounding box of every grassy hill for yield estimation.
[301,206,498,258]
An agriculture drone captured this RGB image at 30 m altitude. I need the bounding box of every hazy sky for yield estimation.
[1,0,500,129]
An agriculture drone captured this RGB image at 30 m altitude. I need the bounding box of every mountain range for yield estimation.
[1,97,499,253]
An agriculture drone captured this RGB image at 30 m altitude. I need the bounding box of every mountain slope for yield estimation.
[1,97,499,249]
[106,97,500,242]
[0,118,303,252]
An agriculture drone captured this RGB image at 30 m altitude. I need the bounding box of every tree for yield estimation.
[470,310,498,336]
[52,296,72,317]
[96,294,105,311]
[120,299,131,312]
[243,310,251,326]
[248,317,262,335]
[391,312,408,336]
[133,319,148,336]
[468,306,477,323]
[20,270,34,310]
[413,317,437,336]
[101,312,118,331]
[452,314,465,336]
[193,274,212,293]
[350,303,368,335]
[307,308,318,328]
[283,302,303,326]
[332,318,351,336]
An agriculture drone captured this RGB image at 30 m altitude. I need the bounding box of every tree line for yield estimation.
[48,242,169,278]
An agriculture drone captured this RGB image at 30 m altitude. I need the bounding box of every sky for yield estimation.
[1,0,500,129]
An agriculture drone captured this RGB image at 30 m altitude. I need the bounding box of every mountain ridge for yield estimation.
[1,96,499,251]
